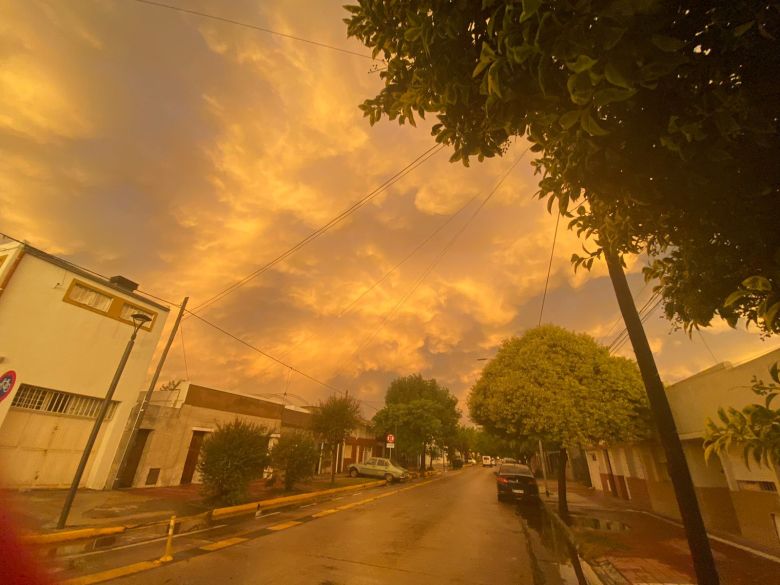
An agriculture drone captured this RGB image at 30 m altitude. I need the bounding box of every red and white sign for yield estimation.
[386,434,395,444]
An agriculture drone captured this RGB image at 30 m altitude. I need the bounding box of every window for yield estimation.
[11,384,117,420]
[737,480,778,492]
[67,282,113,312]
[366,458,377,466]
[119,303,154,329]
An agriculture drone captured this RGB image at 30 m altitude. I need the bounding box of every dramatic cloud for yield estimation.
[3,0,778,417]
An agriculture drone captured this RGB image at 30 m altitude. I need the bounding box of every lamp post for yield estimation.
[57,313,151,529]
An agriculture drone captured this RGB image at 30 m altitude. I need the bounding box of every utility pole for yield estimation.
[112,297,188,489]
[605,249,719,585]
[538,439,550,497]
[58,313,150,529]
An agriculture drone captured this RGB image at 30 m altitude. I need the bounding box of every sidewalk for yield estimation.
[3,475,377,533]
[545,483,780,585]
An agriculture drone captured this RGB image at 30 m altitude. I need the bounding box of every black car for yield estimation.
[495,463,539,502]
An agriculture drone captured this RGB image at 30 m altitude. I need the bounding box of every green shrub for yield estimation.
[271,431,320,491]
[197,420,271,505]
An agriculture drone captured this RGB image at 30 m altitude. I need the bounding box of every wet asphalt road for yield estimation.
[108,466,540,585]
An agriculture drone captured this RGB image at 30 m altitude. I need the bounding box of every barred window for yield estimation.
[11,384,117,420]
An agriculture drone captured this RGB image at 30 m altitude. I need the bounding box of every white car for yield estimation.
[482,455,493,467]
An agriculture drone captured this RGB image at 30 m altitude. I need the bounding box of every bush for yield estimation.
[271,431,320,491]
[197,420,271,506]
[451,459,464,470]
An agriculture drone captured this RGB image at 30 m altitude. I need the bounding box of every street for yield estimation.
[83,467,575,585]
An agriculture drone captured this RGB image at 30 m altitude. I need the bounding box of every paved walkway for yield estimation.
[544,482,780,585]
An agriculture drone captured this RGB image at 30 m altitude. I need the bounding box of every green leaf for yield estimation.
[651,35,686,52]
[520,0,541,23]
[487,62,503,98]
[733,21,754,37]
[723,289,749,307]
[404,27,422,42]
[742,275,772,292]
[567,55,598,73]
[592,87,637,106]
[559,110,580,130]
[764,302,780,332]
[770,362,779,384]
[473,42,497,78]
[580,109,609,136]
[567,71,593,105]
[605,62,634,89]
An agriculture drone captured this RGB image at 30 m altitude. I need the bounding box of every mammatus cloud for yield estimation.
[3,1,779,418]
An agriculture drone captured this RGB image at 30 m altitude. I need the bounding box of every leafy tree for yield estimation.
[158,379,183,392]
[468,325,649,519]
[311,394,362,484]
[197,420,271,506]
[345,1,780,335]
[372,374,461,471]
[704,362,780,467]
[271,431,320,491]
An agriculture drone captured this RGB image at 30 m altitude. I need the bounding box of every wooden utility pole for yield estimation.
[605,249,719,585]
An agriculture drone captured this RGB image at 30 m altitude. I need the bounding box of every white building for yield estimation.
[0,239,169,489]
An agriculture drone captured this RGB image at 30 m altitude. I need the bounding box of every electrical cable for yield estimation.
[606,292,660,352]
[537,210,561,326]
[338,194,479,317]
[185,309,344,393]
[334,150,529,381]
[696,329,720,365]
[187,144,444,315]
[129,0,379,61]
[179,322,190,379]
[610,296,663,354]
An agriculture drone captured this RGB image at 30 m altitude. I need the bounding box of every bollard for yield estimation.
[160,515,176,562]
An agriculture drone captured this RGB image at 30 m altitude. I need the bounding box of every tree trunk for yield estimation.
[420,442,426,473]
[557,447,569,523]
[605,248,720,585]
[330,442,337,485]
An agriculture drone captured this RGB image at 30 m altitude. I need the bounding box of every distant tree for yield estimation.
[468,325,649,519]
[345,0,780,335]
[271,431,320,491]
[311,394,362,484]
[373,374,461,472]
[197,420,271,506]
[704,363,780,468]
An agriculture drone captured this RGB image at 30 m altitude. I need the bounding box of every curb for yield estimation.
[211,479,387,519]
[22,525,127,546]
[539,498,609,585]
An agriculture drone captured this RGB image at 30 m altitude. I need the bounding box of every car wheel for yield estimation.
[384,473,393,483]
[349,468,359,478]
[497,493,504,502]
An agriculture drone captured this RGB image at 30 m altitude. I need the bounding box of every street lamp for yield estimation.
[57,313,151,529]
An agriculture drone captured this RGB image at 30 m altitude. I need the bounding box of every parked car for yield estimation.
[468,458,476,464]
[495,463,539,502]
[481,455,493,467]
[348,457,408,482]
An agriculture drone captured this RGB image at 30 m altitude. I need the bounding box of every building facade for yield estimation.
[0,240,169,489]
[584,348,780,551]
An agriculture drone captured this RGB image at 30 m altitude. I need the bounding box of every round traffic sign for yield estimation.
[386,434,395,443]
[0,370,17,403]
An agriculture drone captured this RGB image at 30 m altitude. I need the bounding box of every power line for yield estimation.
[607,292,660,352]
[334,150,529,381]
[338,195,478,317]
[179,322,190,379]
[129,0,379,61]
[538,210,561,326]
[187,144,444,315]
[610,295,663,354]
[696,329,720,365]
[185,309,343,393]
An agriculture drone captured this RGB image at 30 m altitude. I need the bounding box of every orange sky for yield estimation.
[3,0,778,415]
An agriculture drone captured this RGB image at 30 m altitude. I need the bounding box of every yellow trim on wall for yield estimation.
[62,278,157,330]
[0,254,7,268]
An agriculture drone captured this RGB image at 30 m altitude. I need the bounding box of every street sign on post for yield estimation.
[386,443,394,449]
[386,434,395,444]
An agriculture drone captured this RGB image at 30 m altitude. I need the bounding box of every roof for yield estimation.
[184,384,285,419]
[9,239,170,312]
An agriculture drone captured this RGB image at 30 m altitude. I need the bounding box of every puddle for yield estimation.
[514,503,592,585]
[570,515,629,532]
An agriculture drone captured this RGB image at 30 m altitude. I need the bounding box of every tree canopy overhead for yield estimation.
[345,0,780,335]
